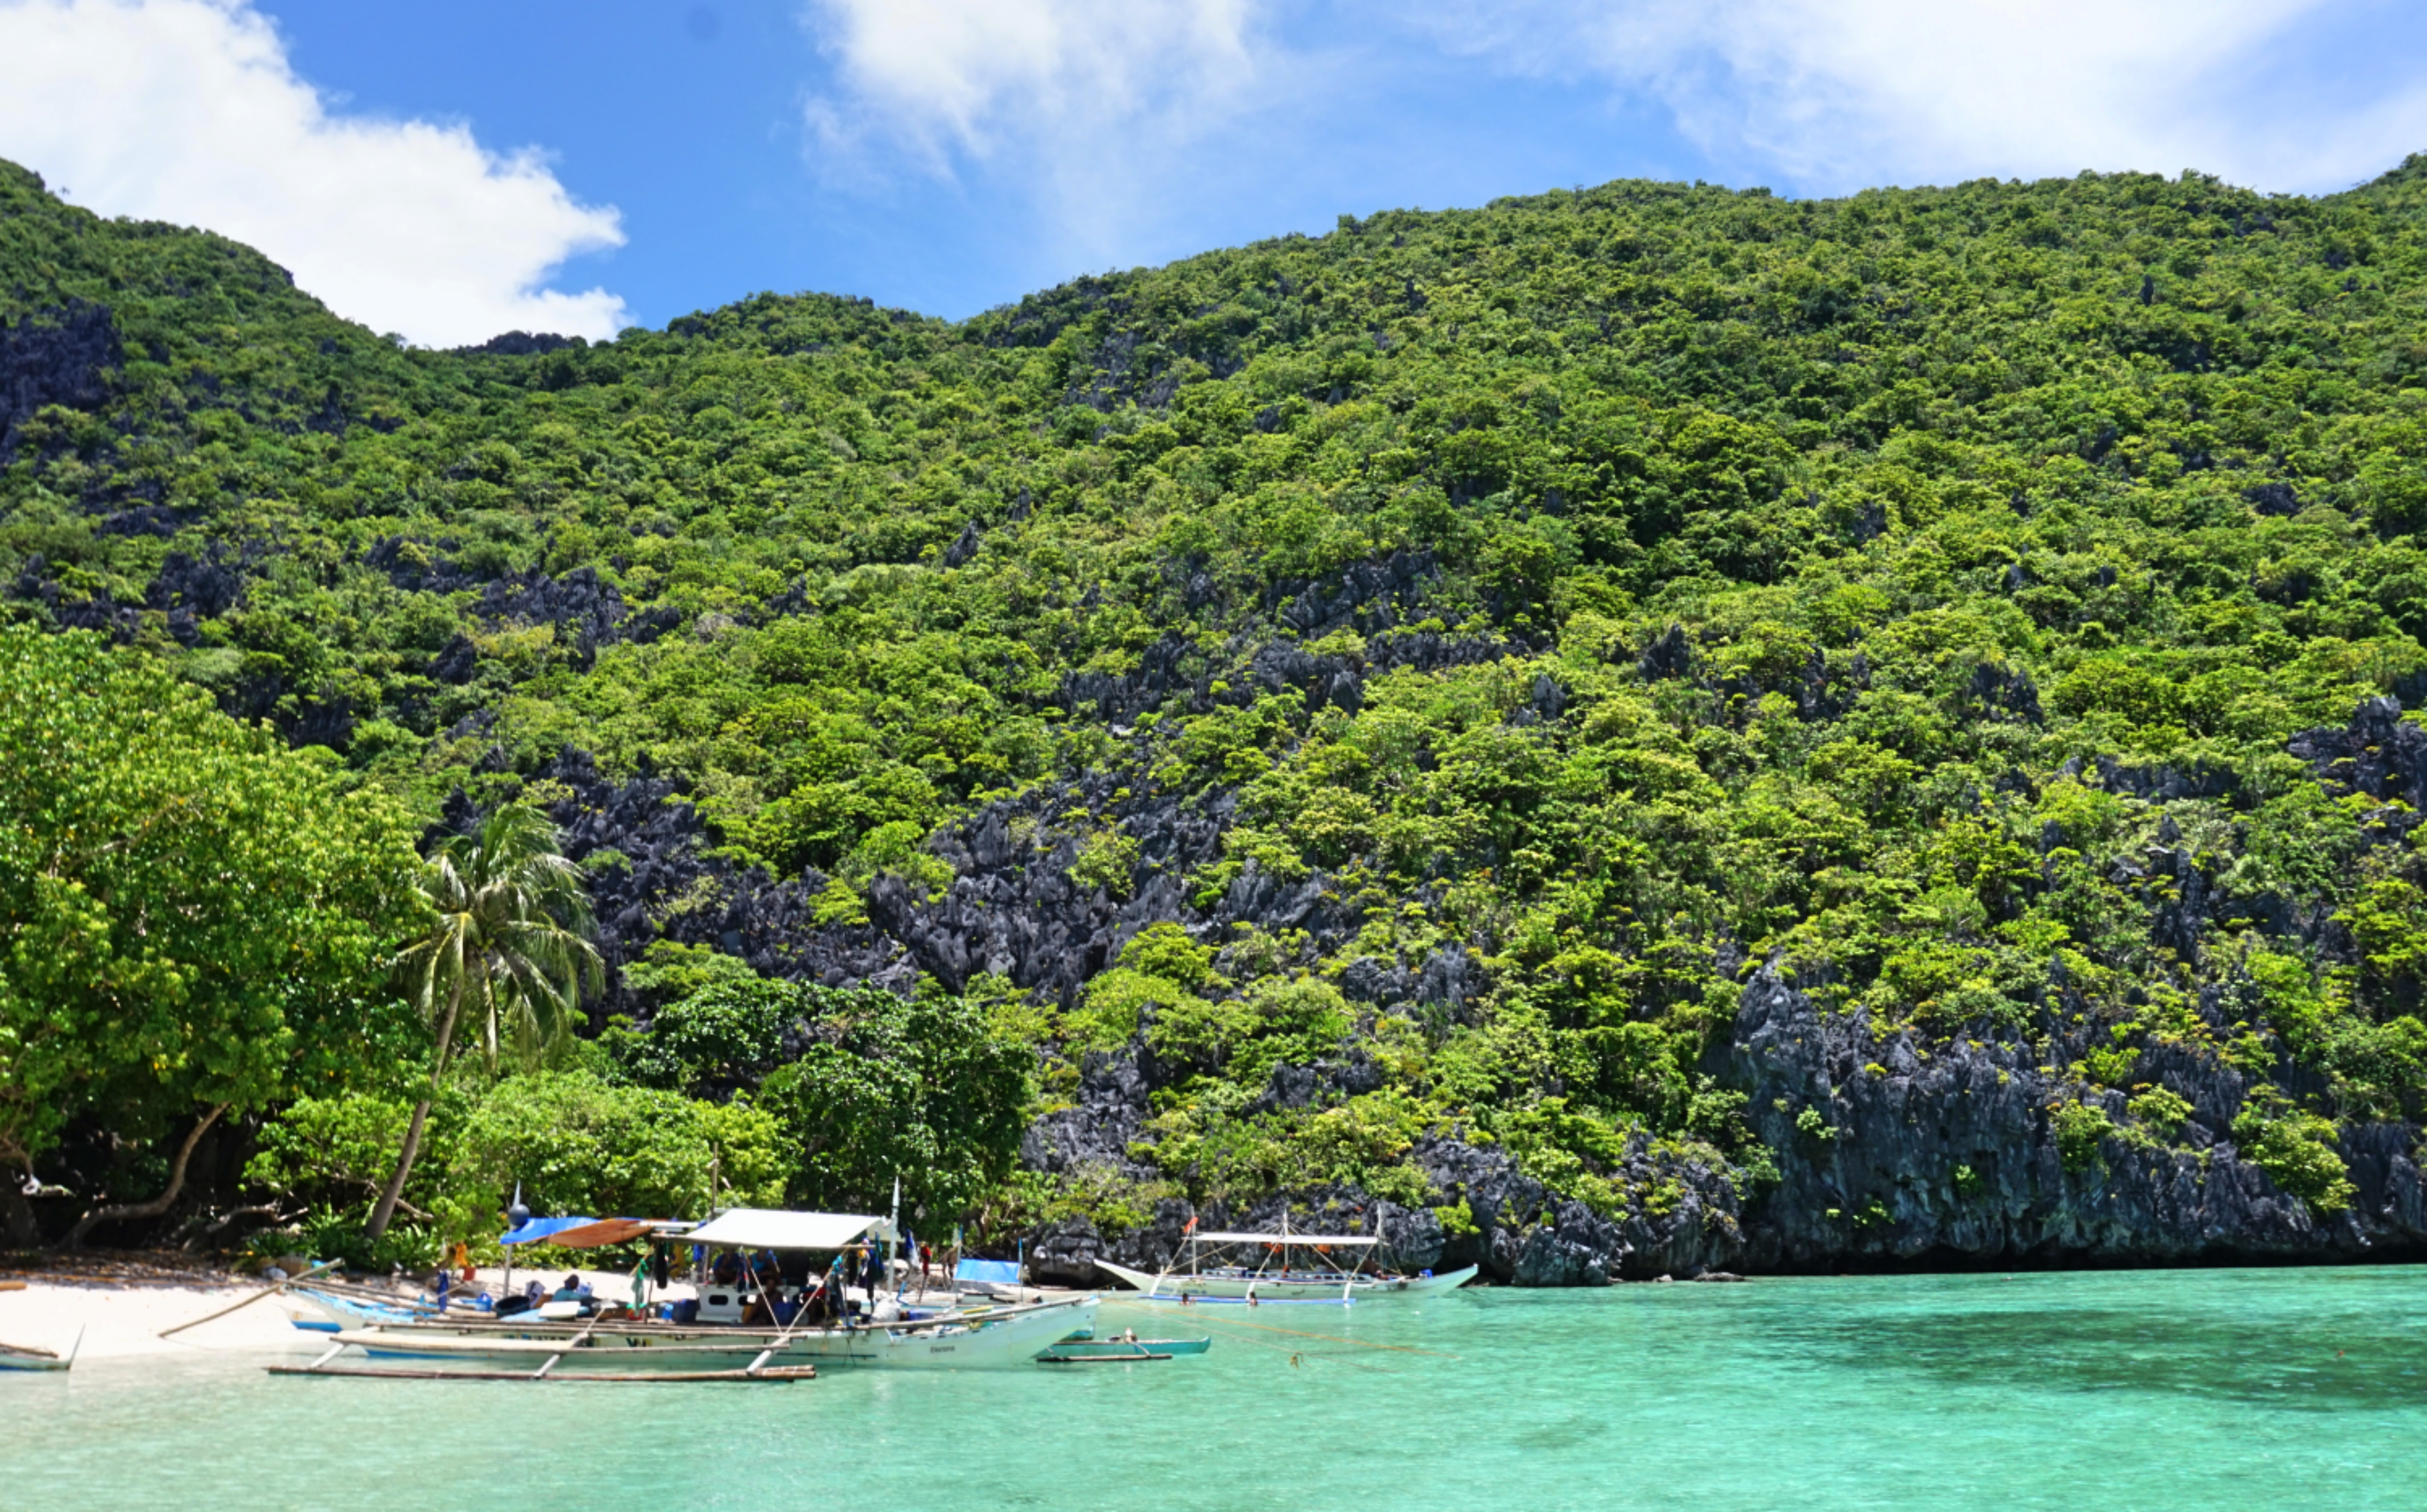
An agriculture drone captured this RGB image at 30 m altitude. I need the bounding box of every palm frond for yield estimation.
[390,799,603,1076]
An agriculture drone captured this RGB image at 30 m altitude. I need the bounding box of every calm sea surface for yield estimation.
[7,1266,2422,1510]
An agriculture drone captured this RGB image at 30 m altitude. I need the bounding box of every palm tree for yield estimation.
[365,801,604,1241]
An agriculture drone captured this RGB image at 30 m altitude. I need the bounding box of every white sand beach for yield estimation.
[0,1263,643,1361]
[0,1276,304,1360]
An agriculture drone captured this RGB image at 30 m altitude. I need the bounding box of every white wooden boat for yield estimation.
[0,1328,80,1372]
[321,1293,1097,1373]
[282,1284,450,1332]
[276,1209,1096,1379]
[1094,1225,1478,1303]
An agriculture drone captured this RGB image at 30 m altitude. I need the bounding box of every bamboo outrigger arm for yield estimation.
[160,1259,344,1338]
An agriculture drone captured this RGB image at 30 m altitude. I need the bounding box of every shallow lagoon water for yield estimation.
[7,1265,2424,1510]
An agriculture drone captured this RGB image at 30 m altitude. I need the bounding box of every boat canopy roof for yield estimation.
[499,1215,595,1246]
[685,1208,882,1251]
[498,1216,694,1248]
[1191,1231,1379,1246]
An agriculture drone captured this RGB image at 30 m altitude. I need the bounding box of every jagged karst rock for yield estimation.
[1026,1217,1109,1287]
[0,298,119,456]
[1707,967,2426,1269]
[2293,695,2427,814]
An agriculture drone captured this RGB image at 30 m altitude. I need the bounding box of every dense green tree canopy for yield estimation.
[609,975,1031,1220]
[10,150,2427,1240]
[0,624,425,1174]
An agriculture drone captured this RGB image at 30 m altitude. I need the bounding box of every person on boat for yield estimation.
[822,1253,853,1324]
[494,1279,537,1318]
[552,1273,591,1305]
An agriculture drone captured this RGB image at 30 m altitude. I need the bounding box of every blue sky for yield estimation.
[3,0,2425,344]
[248,0,1713,327]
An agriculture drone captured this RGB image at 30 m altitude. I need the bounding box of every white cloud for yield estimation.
[0,0,629,346]
[1411,0,2427,194]
[800,0,1287,262]
[806,0,1262,160]
[801,0,2426,233]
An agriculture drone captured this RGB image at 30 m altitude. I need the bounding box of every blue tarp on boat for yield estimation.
[955,1258,1022,1284]
[498,1215,599,1246]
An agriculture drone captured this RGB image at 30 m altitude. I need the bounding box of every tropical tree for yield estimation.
[618,976,1034,1220]
[365,802,603,1241]
[0,627,424,1248]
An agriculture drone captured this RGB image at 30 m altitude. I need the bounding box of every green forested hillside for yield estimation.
[8,153,2427,1268]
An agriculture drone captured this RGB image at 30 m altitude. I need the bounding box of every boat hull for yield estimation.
[0,1328,79,1372]
[330,1296,1098,1372]
[1094,1260,1478,1302]
[284,1288,444,1330]
[1038,1336,1211,1359]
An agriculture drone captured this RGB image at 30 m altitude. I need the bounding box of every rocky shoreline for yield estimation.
[1023,965,2426,1287]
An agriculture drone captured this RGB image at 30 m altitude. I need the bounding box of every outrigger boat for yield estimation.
[282,1278,462,1333]
[276,1209,1097,1381]
[0,1328,80,1373]
[1035,1328,1211,1363]
[1094,1220,1478,1303]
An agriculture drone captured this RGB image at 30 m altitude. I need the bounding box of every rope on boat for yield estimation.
[1108,1300,1459,1358]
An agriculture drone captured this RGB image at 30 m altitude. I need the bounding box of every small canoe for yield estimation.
[1036,1335,1210,1361]
[1095,1258,1480,1303]
[0,1328,81,1372]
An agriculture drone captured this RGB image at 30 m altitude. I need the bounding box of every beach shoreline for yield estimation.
[0,1256,1099,1363]
[0,1258,529,1361]
[0,1273,307,1360]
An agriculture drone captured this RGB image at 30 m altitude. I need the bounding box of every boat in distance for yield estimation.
[1036,1332,1211,1361]
[1094,1228,1479,1303]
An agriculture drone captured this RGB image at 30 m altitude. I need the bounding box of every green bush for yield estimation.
[2232,1109,2357,1215]
[2125,1085,2195,1141]
[2050,1101,2115,1173]
[455,1069,787,1220]
[1068,967,1190,1053]
[1069,830,1141,898]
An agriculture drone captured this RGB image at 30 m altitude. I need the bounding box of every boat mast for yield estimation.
[888,1175,902,1298]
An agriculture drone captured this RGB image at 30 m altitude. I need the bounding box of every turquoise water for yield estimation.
[8,1266,2426,1510]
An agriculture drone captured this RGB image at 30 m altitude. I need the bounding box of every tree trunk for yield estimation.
[367,976,464,1242]
[362,1099,430,1242]
[62,1103,227,1252]
[3,1184,37,1249]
